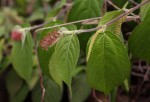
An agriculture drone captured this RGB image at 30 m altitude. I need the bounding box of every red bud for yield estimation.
[11,30,22,41]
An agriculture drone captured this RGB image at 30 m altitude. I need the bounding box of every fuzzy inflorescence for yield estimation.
[40,30,61,50]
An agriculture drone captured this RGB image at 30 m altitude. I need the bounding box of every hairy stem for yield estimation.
[36,0,149,34]
[36,17,102,32]
[106,0,149,26]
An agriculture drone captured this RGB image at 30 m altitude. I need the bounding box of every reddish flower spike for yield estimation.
[11,30,22,41]
[40,30,61,50]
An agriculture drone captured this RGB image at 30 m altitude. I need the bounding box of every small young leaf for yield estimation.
[140,0,150,21]
[98,10,124,41]
[87,31,130,94]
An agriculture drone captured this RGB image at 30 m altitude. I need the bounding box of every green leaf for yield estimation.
[110,87,117,102]
[98,10,124,41]
[67,0,103,51]
[0,39,4,63]
[38,45,55,77]
[71,72,91,102]
[140,0,150,21]
[12,30,33,82]
[67,0,103,27]
[128,11,150,63]
[32,76,62,102]
[72,66,85,77]
[45,0,66,21]
[49,33,80,91]
[28,9,45,22]
[0,26,5,37]
[0,56,11,73]
[6,69,24,99]
[87,31,130,94]
[0,12,4,25]
[98,10,129,90]
[142,6,150,22]
[27,68,39,90]
[77,25,95,51]
[111,0,127,8]
[11,84,29,102]
[6,69,29,102]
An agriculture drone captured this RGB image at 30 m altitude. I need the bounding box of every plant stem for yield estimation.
[107,0,135,16]
[37,0,149,34]
[107,0,120,10]
[36,17,102,32]
[36,16,139,34]
[24,3,72,31]
[92,90,103,102]
[34,32,45,102]
[101,0,107,16]
[128,0,139,5]
[106,0,149,26]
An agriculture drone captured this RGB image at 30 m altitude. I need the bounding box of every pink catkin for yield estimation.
[11,30,22,41]
[40,30,60,50]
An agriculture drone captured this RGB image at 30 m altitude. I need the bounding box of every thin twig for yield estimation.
[34,32,45,102]
[84,0,149,32]
[82,15,140,25]
[128,0,139,6]
[133,65,148,70]
[131,72,144,78]
[138,60,144,73]
[36,17,102,32]
[36,0,149,34]
[106,0,150,26]
[144,65,150,81]
[107,0,136,16]
[35,15,139,34]
[55,3,72,20]
[107,0,120,10]
[24,3,72,31]
[135,80,145,101]
[101,0,107,16]
[92,90,103,102]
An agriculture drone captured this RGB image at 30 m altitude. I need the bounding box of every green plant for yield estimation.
[1,0,150,102]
